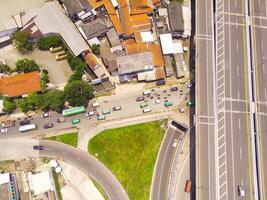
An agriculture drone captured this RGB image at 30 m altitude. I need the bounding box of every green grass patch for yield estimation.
[91,179,109,200]
[52,170,63,200]
[46,132,78,147]
[88,120,165,200]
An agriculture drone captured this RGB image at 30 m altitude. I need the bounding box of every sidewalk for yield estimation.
[60,161,105,200]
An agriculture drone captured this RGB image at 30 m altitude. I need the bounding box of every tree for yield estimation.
[15,59,40,73]
[66,52,87,71]
[68,66,84,82]
[37,35,62,50]
[91,44,100,56]
[26,93,44,110]
[41,72,49,83]
[64,80,93,106]
[43,90,65,112]
[15,99,30,113]
[12,31,32,53]
[3,98,16,113]
[0,64,11,74]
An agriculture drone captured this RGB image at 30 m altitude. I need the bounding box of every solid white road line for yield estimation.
[237,91,240,99]
[238,118,241,130]
[240,147,243,160]
[237,64,239,76]
[264,88,267,100]
[236,42,239,52]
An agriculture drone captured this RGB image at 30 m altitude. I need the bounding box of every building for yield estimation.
[117,51,154,75]
[106,27,121,47]
[0,173,20,200]
[159,33,183,55]
[168,1,184,35]
[21,2,90,56]
[0,71,41,97]
[78,18,108,41]
[63,0,91,19]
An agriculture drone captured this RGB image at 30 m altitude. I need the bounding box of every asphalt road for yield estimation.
[150,124,183,200]
[196,0,217,199]
[0,85,190,138]
[250,0,267,199]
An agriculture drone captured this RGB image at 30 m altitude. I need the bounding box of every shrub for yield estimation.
[37,35,62,50]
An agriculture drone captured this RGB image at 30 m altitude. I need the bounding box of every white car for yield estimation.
[153,99,160,104]
[187,83,193,88]
[173,139,178,147]
[86,111,95,117]
[179,107,185,113]
[43,112,51,118]
[238,185,245,197]
[0,128,7,133]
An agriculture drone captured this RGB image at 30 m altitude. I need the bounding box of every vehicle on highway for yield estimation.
[33,145,44,150]
[172,139,178,147]
[143,108,151,113]
[92,102,100,108]
[19,124,37,132]
[238,185,245,197]
[170,87,178,91]
[42,112,51,118]
[97,115,106,121]
[187,101,195,107]
[19,119,30,126]
[113,106,122,111]
[140,103,148,108]
[136,96,145,101]
[0,128,7,133]
[43,123,54,129]
[1,120,15,128]
[153,99,160,104]
[86,111,95,117]
[102,109,111,115]
[143,90,151,96]
[164,102,173,107]
[62,106,86,117]
[72,118,80,124]
[155,79,165,86]
[185,180,192,192]
[179,107,185,113]
[57,117,65,123]
[187,83,193,88]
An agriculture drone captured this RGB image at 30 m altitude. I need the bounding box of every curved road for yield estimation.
[0,139,128,200]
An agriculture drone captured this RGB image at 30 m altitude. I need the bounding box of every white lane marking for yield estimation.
[240,147,242,160]
[238,118,241,130]
[237,91,240,99]
[265,88,267,100]
[263,63,265,74]
[235,0,237,7]
[236,42,239,52]
[241,179,244,185]
[261,41,264,51]
[237,64,239,76]
[236,18,238,29]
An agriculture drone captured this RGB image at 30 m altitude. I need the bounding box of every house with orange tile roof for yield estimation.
[0,72,41,97]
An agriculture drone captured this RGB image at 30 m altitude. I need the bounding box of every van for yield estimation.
[92,102,100,108]
[143,108,151,113]
[185,180,192,192]
[143,90,151,96]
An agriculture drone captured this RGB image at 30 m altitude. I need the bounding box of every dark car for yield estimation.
[43,123,54,129]
[33,145,44,150]
[136,96,145,101]
[170,87,178,91]
[155,79,165,86]
[19,119,30,126]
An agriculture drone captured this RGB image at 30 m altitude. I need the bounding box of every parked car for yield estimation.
[153,99,160,104]
[43,123,54,129]
[86,112,95,117]
[2,120,15,128]
[170,87,178,91]
[19,119,30,126]
[57,118,65,123]
[0,128,7,133]
[113,106,122,111]
[33,145,44,150]
[136,96,145,101]
[155,79,165,86]
[42,112,51,118]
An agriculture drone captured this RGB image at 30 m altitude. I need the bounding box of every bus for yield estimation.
[72,118,80,124]
[19,124,37,132]
[164,102,173,107]
[97,115,106,121]
[62,106,86,117]
[102,109,111,115]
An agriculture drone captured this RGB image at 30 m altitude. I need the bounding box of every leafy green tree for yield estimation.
[12,31,32,53]
[91,44,100,56]
[0,64,11,73]
[15,99,30,113]
[43,90,65,112]
[37,35,62,50]
[66,52,87,71]
[64,80,93,106]
[68,66,84,82]
[26,93,44,110]
[41,72,49,83]
[15,59,40,73]
[3,98,16,113]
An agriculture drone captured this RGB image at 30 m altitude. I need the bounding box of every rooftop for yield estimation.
[63,0,91,16]
[168,1,184,33]
[0,71,41,97]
